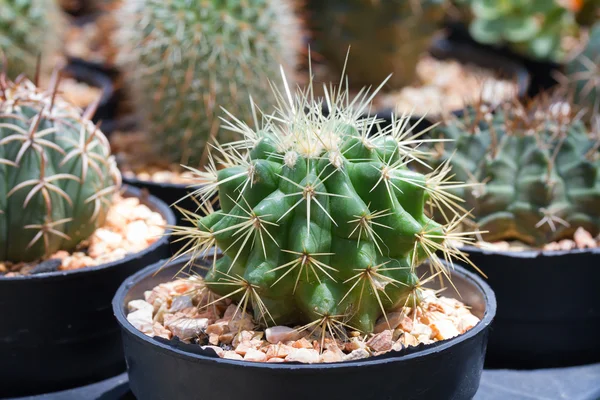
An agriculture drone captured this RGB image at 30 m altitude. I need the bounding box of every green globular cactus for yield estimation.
[0,75,121,262]
[565,22,600,118]
[468,0,579,62]
[177,74,475,334]
[0,0,63,80]
[426,97,600,246]
[307,0,446,89]
[116,0,301,168]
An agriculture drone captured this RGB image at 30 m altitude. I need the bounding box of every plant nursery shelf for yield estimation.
[7,363,600,400]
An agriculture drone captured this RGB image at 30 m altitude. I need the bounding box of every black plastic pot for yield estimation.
[62,57,122,135]
[0,185,175,398]
[113,257,496,400]
[122,176,196,230]
[443,22,561,97]
[463,246,600,369]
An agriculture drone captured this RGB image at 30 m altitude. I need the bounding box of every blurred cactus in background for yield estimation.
[0,0,63,80]
[467,0,581,62]
[116,0,302,168]
[307,0,447,90]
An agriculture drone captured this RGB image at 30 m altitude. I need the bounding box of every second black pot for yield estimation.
[0,186,175,398]
[368,35,530,134]
[114,257,496,400]
[463,246,600,369]
[122,176,197,230]
[63,57,122,135]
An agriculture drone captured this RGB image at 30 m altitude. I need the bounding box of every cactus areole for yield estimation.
[0,76,121,263]
[176,72,476,334]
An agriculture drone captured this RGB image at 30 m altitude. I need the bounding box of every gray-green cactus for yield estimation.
[0,0,63,80]
[468,0,579,62]
[426,97,600,246]
[0,75,121,262]
[174,73,475,334]
[116,0,301,168]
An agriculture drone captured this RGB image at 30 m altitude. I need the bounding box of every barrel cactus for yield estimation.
[175,72,475,334]
[426,97,600,246]
[0,75,121,262]
[116,0,301,168]
[307,0,447,89]
[468,0,580,62]
[0,0,63,80]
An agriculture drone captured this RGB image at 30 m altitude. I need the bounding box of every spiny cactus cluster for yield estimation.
[426,96,600,246]
[116,0,301,168]
[565,22,600,118]
[0,0,63,80]
[0,74,121,263]
[307,0,446,89]
[174,72,475,334]
[468,0,580,62]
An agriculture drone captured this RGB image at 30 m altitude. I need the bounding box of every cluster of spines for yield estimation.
[170,68,478,338]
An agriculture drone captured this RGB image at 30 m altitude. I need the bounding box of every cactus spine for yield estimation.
[0,0,63,80]
[565,23,600,118]
[175,73,475,334]
[116,0,301,168]
[426,97,600,246]
[0,75,121,262]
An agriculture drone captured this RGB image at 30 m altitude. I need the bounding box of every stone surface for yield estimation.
[244,348,268,362]
[342,349,370,361]
[285,348,320,364]
[265,326,300,344]
[168,295,193,312]
[164,318,208,339]
[366,330,393,353]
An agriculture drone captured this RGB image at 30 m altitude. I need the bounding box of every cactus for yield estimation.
[116,0,301,168]
[0,0,63,80]
[426,96,600,246]
[307,0,446,89]
[468,0,580,62]
[174,72,476,335]
[0,74,121,263]
[564,22,600,118]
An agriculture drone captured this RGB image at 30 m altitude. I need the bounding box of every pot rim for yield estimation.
[462,244,600,259]
[62,57,115,110]
[113,257,497,370]
[122,175,192,191]
[0,185,175,282]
